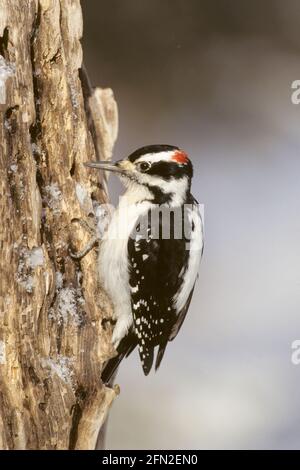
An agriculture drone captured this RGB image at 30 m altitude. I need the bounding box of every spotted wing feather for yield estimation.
[128,204,199,375]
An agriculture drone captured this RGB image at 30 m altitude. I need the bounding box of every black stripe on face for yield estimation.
[147,161,193,180]
[127,144,179,163]
[143,185,173,205]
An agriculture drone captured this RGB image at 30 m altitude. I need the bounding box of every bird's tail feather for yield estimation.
[155,340,168,371]
[101,331,137,384]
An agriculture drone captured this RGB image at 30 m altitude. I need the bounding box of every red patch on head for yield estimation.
[171,150,189,164]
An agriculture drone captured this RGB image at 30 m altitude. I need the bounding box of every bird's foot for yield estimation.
[70,217,99,259]
[72,217,98,237]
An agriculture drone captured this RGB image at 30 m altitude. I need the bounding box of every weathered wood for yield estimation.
[0,0,117,449]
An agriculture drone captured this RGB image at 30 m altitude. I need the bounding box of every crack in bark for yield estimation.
[0,385,17,449]
[79,65,101,162]
[0,26,9,58]
[69,386,87,449]
[4,106,21,211]
[38,378,51,412]
[49,47,61,65]
[28,366,41,386]
[29,4,42,144]
[29,3,55,270]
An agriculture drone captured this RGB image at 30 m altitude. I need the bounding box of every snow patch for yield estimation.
[0,341,6,364]
[50,286,84,326]
[75,183,88,208]
[57,287,78,324]
[29,247,44,268]
[49,269,85,325]
[16,246,44,293]
[93,201,112,238]
[55,271,64,289]
[0,55,14,104]
[44,183,62,214]
[31,143,40,155]
[42,355,74,387]
[70,80,79,110]
[33,68,41,77]
[4,119,11,131]
[23,275,35,293]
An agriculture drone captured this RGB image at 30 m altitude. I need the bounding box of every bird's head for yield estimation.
[85,144,193,204]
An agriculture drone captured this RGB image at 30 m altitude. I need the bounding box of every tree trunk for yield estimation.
[0,0,118,450]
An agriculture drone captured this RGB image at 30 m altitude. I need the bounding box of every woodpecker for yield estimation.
[85,145,203,382]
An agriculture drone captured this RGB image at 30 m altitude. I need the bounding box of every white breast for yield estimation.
[98,194,153,318]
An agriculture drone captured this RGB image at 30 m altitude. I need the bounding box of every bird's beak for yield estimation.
[84,159,135,175]
[84,160,125,174]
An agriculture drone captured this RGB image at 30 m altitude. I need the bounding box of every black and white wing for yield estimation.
[128,201,203,375]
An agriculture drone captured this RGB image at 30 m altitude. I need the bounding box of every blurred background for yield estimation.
[82,1,300,449]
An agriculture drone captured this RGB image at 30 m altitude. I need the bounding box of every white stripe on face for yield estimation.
[134,151,175,165]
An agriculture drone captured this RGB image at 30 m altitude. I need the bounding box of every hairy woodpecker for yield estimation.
[85,144,203,382]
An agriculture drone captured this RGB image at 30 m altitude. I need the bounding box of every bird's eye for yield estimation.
[137,161,151,172]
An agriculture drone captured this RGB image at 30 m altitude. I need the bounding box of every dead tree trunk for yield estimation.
[0,0,118,449]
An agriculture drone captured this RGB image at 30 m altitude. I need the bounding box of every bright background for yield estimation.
[82,1,300,449]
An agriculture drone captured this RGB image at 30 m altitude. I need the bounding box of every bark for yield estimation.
[0,0,118,450]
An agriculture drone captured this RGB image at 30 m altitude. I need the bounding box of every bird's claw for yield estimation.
[70,217,99,259]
